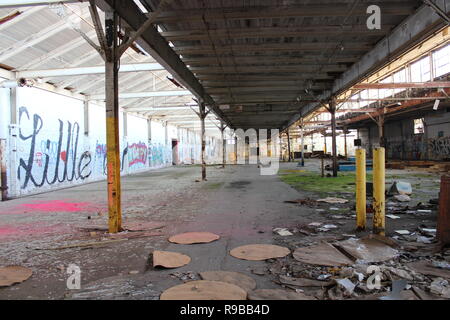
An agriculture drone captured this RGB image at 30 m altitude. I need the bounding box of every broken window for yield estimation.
[414,118,424,135]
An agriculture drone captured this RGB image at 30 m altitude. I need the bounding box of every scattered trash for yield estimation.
[379,279,408,300]
[170,271,198,282]
[200,271,256,292]
[278,275,333,288]
[273,228,293,236]
[168,232,220,245]
[230,244,290,261]
[386,214,401,220]
[417,210,432,214]
[308,222,322,227]
[284,198,317,205]
[248,289,316,300]
[160,280,247,300]
[395,230,411,235]
[388,181,412,196]
[317,197,348,204]
[317,274,332,281]
[128,270,139,275]
[335,278,356,296]
[430,278,450,298]
[152,250,191,269]
[394,195,411,202]
[416,236,434,244]
[0,266,33,287]
[329,208,340,211]
[432,261,450,270]
[318,224,339,232]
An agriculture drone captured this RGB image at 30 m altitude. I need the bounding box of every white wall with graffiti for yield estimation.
[0,86,221,198]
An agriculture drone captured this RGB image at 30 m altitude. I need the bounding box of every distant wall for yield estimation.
[0,86,222,198]
[357,107,450,160]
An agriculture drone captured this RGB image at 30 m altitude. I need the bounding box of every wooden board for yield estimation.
[160,280,247,300]
[153,250,191,269]
[230,244,290,261]
[168,232,220,244]
[0,266,32,287]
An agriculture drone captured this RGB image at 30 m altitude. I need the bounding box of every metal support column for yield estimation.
[104,8,122,233]
[287,130,292,162]
[330,100,338,177]
[220,121,226,168]
[300,118,305,167]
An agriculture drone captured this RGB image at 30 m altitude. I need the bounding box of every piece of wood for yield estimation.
[153,250,191,269]
[293,242,354,267]
[230,244,290,261]
[0,266,32,287]
[160,280,247,300]
[200,271,256,292]
[35,239,128,250]
[168,232,220,244]
[335,238,398,263]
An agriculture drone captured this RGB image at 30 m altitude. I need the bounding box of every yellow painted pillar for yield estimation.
[373,147,385,235]
[355,148,366,230]
[105,10,122,234]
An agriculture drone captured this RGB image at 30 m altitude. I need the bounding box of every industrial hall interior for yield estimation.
[0,0,450,302]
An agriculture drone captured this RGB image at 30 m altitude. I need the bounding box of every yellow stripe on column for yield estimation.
[373,147,385,235]
[356,148,366,230]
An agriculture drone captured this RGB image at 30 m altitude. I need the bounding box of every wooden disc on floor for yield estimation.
[199,271,257,292]
[0,266,32,287]
[230,244,290,261]
[160,280,247,300]
[248,289,316,300]
[168,232,220,245]
[153,250,191,269]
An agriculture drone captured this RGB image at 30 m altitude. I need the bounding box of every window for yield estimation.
[414,118,424,134]
[410,56,431,82]
[393,69,407,94]
[433,44,450,78]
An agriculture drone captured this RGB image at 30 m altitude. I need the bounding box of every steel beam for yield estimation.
[17,63,164,78]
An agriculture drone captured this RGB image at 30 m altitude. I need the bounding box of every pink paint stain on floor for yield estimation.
[0,223,71,240]
[20,200,96,212]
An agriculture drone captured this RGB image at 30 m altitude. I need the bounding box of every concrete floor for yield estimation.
[0,160,441,299]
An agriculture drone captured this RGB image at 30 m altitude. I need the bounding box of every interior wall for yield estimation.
[0,86,222,198]
[357,107,450,160]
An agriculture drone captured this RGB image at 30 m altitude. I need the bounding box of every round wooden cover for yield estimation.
[153,250,191,269]
[160,280,247,300]
[168,232,220,244]
[0,266,33,287]
[200,271,256,292]
[230,244,290,261]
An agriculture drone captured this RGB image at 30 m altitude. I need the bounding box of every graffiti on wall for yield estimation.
[17,107,92,189]
[429,136,450,158]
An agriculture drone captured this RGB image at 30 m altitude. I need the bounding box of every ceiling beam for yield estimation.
[97,0,232,128]
[153,4,415,23]
[161,25,393,41]
[182,56,361,65]
[190,65,348,74]
[353,81,450,89]
[174,43,372,55]
[17,63,164,78]
[90,90,192,100]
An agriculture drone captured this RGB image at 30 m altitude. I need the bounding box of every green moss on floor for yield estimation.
[278,170,373,193]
